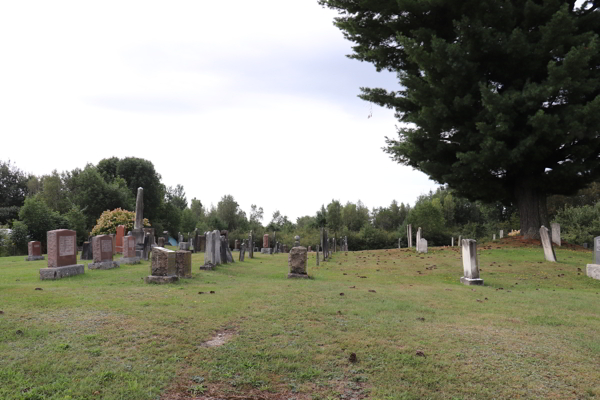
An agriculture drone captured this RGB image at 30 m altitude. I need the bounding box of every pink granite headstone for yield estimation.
[263,234,269,248]
[47,229,77,268]
[93,235,114,262]
[123,235,136,258]
[115,225,125,253]
[28,241,42,257]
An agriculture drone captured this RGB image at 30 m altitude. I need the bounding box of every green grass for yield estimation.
[1,243,599,399]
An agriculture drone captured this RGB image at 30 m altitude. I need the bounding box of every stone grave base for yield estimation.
[199,262,215,271]
[25,256,45,261]
[261,248,272,254]
[288,273,310,279]
[116,257,141,266]
[232,249,239,252]
[586,264,600,280]
[460,277,484,286]
[39,264,85,280]
[144,275,179,284]
[88,261,119,270]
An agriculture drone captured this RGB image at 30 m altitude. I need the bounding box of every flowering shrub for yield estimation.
[91,208,150,236]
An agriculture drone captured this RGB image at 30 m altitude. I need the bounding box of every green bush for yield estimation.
[10,221,29,255]
[91,208,150,236]
[552,203,600,245]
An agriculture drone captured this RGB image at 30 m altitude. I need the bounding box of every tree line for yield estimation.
[1,157,599,256]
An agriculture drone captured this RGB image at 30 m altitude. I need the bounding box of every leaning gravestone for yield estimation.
[288,246,309,279]
[88,235,118,270]
[25,241,44,261]
[117,235,141,265]
[175,250,192,278]
[460,239,483,285]
[145,247,178,284]
[551,223,561,246]
[540,226,557,262]
[39,229,84,280]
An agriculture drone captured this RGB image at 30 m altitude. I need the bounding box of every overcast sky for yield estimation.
[0,0,439,223]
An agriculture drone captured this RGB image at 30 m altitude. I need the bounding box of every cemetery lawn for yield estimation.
[1,241,599,400]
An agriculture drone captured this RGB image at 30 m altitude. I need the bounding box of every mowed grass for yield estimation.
[1,242,599,400]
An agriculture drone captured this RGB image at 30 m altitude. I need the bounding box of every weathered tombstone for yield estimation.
[248,231,254,259]
[288,246,309,279]
[239,242,246,261]
[88,234,118,269]
[158,237,165,247]
[344,236,348,251]
[316,245,320,266]
[117,235,141,265]
[141,233,152,260]
[493,234,496,240]
[25,241,45,261]
[283,244,288,253]
[459,235,462,244]
[179,241,190,251]
[145,247,178,283]
[234,239,240,250]
[499,230,504,239]
[551,223,561,246]
[115,225,125,253]
[131,188,146,258]
[213,230,222,265]
[419,238,428,254]
[40,229,84,280]
[261,234,271,254]
[220,235,228,264]
[226,245,234,263]
[539,226,557,262]
[175,250,192,278]
[81,241,93,260]
[204,231,213,264]
[451,237,454,247]
[398,238,401,249]
[416,227,422,253]
[407,224,412,248]
[179,233,184,244]
[586,238,600,280]
[460,239,483,285]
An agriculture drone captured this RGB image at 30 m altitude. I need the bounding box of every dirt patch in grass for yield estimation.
[200,329,236,348]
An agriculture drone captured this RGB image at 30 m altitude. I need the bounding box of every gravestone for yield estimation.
[142,233,152,260]
[460,239,483,285]
[158,237,165,247]
[540,226,557,262]
[451,237,454,247]
[131,187,146,258]
[235,240,240,250]
[179,241,190,251]
[344,236,348,251]
[283,244,288,253]
[288,246,309,279]
[117,235,141,265]
[407,224,412,248]
[416,227,422,252]
[316,245,320,266]
[499,230,504,239]
[145,247,178,284]
[81,241,93,260]
[88,234,118,269]
[175,250,192,278]
[239,242,246,261]
[459,235,462,244]
[220,235,228,264]
[294,235,300,247]
[116,225,125,253]
[40,229,84,280]
[25,241,44,261]
[419,238,428,254]
[248,231,254,259]
[493,234,496,240]
[551,223,561,247]
[586,238,600,280]
[213,230,222,265]
[179,233,184,244]
[584,242,589,249]
[261,234,271,254]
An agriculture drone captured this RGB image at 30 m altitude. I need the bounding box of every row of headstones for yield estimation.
[37,229,143,280]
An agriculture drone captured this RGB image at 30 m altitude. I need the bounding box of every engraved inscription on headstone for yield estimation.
[101,239,112,253]
[59,236,75,256]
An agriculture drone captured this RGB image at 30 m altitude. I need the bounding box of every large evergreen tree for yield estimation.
[320,0,600,238]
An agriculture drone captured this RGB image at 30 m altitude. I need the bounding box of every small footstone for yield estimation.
[40,264,85,280]
[88,261,119,270]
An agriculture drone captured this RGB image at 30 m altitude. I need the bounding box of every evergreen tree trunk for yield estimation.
[514,178,548,240]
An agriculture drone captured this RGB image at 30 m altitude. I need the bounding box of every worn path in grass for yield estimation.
[0,242,599,400]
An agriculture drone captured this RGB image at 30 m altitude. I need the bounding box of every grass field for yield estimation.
[1,239,599,400]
